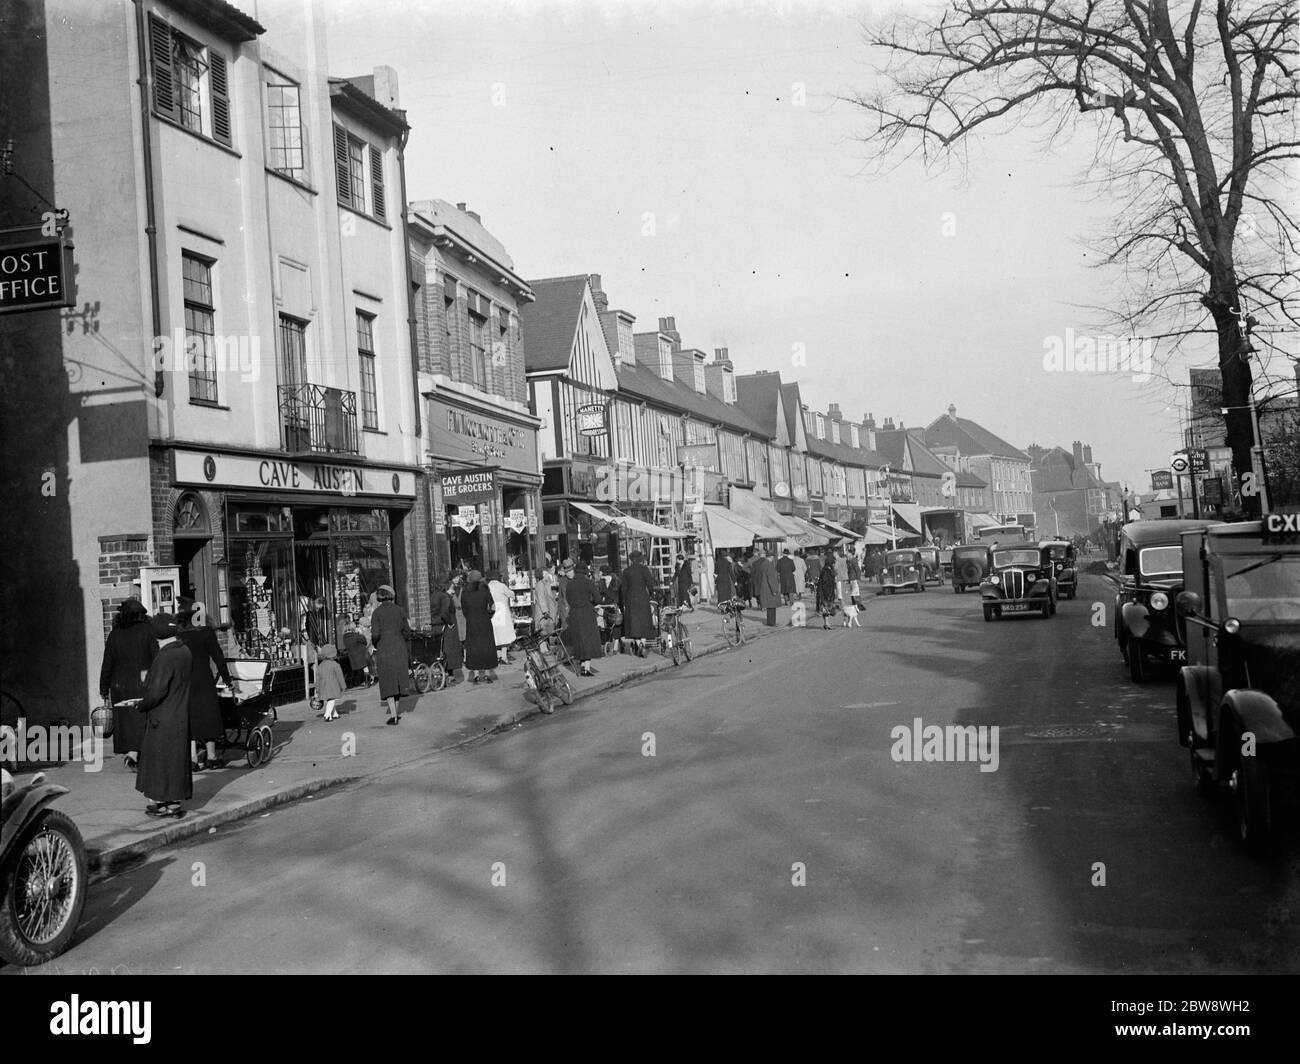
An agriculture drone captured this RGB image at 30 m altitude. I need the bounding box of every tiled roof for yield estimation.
[616,361,769,437]
[520,276,589,373]
[1031,446,1108,492]
[779,383,803,443]
[735,373,783,436]
[924,413,1030,461]
[804,433,890,469]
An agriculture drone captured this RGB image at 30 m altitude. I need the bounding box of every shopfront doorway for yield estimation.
[173,492,214,610]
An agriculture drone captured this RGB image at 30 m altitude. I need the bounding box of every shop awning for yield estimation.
[862,524,896,545]
[810,515,857,540]
[725,488,790,540]
[780,513,832,547]
[570,501,689,539]
[704,504,760,549]
[890,503,923,535]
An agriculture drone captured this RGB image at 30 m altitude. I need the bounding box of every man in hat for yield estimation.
[556,558,575,635]
[135,613,193,818]
[619,550,657,656]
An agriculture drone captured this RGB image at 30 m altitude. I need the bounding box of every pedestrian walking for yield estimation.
[176,600,234,770]
[735,550,753,606]
[341,616,374,686]
[847,552,862,606]
[714,550,735,603]
[597,565,623,652]
[557,558,574,635]
[776,548,796,604]
[619,549,657,657]
[532,565,559,636]
[135,613,192,819]
[565,562,603,676]
[315,644,347,720]
[429,574,464,685]
[792,550,807,600]
[460,571,498,684]
[834,547,850,603]
[753,547,782,626]
[487,570,516,666]
[806,551,823,598]
[98,598,156,769]
[674,553,695,610]
[370,584,412,725]
[815,558,839,630]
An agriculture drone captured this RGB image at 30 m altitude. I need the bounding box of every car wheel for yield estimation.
[982,605,994,622]
[1127,637,1147,683]
[1041,602,1051,618]
[1233,742,1278,853]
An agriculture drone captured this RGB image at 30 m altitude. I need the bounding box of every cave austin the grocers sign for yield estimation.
[173,450,416,498]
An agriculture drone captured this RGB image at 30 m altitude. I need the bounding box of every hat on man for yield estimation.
[150,613,178,638]
[377,584,396,600]
[467,570,483,584]
[318,644,338,660]
[561,558,576,572]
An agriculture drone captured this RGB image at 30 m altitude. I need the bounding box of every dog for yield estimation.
[841,600,861,627]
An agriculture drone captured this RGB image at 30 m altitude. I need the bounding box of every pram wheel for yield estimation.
[246,728,266,768]
[552,673,574,706]
[428,661,448,691]
[412,662,432,694]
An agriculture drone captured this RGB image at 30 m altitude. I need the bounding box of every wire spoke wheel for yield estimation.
[679,623,692,661]
[553,673,574,706]
[429,662,448,691]
[0,811,88,966]
[412,663,432,694]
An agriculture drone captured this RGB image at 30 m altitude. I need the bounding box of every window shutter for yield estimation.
[209,51,231,145]
[148,15,177,120]
[369,144,385,220]
[333,125,351,207]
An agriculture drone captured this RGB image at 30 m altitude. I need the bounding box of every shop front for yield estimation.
[426,393,543,583]
[167,447,419,663]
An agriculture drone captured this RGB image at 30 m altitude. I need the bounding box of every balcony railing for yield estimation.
[278,384,360,456]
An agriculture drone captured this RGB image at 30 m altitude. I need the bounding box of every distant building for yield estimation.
[1025,441,1122,538]
[924,405,1033,522]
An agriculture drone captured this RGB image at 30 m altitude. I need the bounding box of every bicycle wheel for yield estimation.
[670,628,681,666]
[553,673,574,706]
[723,614,741,647]
[412,663,432,694]
[679,622,692,662]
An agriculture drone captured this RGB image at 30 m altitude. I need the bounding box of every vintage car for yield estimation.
[917,546,943,584]
[979,545,1056,620]
[951,544,992,594]
[1038,540,1078,600]
[937,549,954,583]
[1114,519,1214,683]
[1175,519,1300,851]
[877,549,925,594]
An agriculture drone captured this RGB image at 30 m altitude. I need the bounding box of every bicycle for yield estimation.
[719,597,746,647]
[659,604,693,666]
[517,630,574,715]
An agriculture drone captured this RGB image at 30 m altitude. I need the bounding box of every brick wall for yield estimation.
[404,472,432,626]
[98,533,152,639]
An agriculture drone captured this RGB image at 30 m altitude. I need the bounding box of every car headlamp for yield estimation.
[1150,591,1169,611]
[990,574,1001,585]
[1223,617,1241,635]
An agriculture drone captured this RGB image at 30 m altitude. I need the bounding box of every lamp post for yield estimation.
[1049,497,1059,538]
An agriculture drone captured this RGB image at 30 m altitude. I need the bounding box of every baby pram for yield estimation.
[408,628,449,693]
[216,660,277,768]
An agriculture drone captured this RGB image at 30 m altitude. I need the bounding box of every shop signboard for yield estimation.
[0,235,75,314]
[428,398,538,475]
[452,505,481,533]
[577,402,608,438]
[439,468,498,503]
[173,449,416,498]
[1151,470,1173,491]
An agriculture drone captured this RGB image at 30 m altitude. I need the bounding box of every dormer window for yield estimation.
[815,413,825,440]
[692,360,705,394]
[658,339,673,382]
[831,420,841,445]
[850,425,860,448]
[723,370,736,404]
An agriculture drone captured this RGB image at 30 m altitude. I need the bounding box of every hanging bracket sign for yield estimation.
[0,235,76,314]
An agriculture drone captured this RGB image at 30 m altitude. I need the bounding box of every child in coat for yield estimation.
[315,644,347,721]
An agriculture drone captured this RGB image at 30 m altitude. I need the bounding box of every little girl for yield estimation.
[315,644,347,721]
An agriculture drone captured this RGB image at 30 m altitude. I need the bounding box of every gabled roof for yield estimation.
[804,431,890,469]
[616,361,769,437]
[779,383,805,446]
[924,412,1030,461]
[735,373,783,437]
[1031,445,1109,492]
[520,276,590,373]
[166,0,264,41]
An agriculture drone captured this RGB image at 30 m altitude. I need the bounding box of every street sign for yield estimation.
[1170,453,1190,474]
[1151,470,1173,491]
[1187,448,1209,475]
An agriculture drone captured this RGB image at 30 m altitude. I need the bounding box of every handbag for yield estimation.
[91,701,114,739]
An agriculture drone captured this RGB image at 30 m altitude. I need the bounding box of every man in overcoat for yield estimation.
[370,584,412,724]
[565,563,603,676]
[753,548,783,626]
[619,549,657,656]
[776,549,797,604]
[135,613,192,818]
[713,551,734,603]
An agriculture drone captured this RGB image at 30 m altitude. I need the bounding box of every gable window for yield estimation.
[183,253,218,403]
[333,125,386,221]
[148,15,231,146]
[267,77,305,179]
[357,311,378,430]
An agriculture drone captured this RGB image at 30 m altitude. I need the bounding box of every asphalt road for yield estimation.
[14,573,1300,973]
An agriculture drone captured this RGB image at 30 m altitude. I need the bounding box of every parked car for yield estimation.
[951,544,992,594]
[917,547,942,584]
[980,545,1055,620]
[1114,519,1214,683]
[1039,539,1078,600]
[1175,519,1300,851]
[877,549,925,594]
[937,549,954,583]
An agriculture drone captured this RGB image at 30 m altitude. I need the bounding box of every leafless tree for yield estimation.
[849,0,1298,514]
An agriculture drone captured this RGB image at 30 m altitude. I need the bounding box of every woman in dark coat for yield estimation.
[135,614,192,818]
[754,549,783,625]
[430,575,464,684]
[674,556,694,609]
[177,601,233,769]
[735,551,753,606]
[815,556,839,629]
[369,584,412,724]
[565,563,603,676]
[99,599,156,765]
[460,571,499,683]
[597,566,623,650]
[714,552,734,603]
[618,550,657,656]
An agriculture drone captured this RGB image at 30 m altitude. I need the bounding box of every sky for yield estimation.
[303,0,1243,493]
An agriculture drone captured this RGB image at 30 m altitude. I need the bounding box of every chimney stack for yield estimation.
[1072,440,1085,466]
[883,417,895,431]
[947,403,957,420]
[864,413,876,430]
[828,402,842,421]
[372,65,400,108]
[1083,444,1093,465]
[589,274,608,312]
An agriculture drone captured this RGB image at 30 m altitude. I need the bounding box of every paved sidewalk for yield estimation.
[18,598,831,876]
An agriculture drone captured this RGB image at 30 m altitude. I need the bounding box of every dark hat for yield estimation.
[467,570,483,584]
[151,613,178,638]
